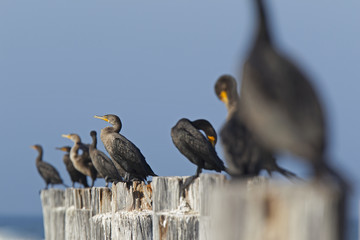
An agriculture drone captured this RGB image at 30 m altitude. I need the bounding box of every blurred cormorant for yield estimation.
[240,1,346,238]
[56,146,89,188]
[62,134,98,187]
[215,75,296,178]
[241,0,326,171]
[31,145,65,189]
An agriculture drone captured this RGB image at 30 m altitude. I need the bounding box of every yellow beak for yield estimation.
[56,147,66,152]
[61,134,71,139]
[94,115,109,122]
[219,91,229,105]
[207,136,216,147]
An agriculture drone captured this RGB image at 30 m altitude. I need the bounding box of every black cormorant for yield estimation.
[94,114,156,181]
[62,134,98,187]
[171,118,226,177]
[56,146,89,188]
[241,0,327,170]
[240,1,346,238]
[215,75,297,178]
[89,130,122,187]
[31,145,65,189]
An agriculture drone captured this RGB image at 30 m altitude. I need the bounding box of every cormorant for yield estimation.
[62,134,98,187]
[215,75,296,178]
[31,145,65,189]
[240,0,345,182]
[94,114,156,181]
[171,118,226,177]
[240,1,346,238]
[89,130,122,187]
[241,0,325,166]
[56,146,89,188]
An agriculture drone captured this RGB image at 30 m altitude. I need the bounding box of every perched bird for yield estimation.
[240,1,346,238]
[240,0,344,181]
[171,118,226,177]
[89,130,122,187]
[215,75,296,178]
[31,145,65,189]
[215,75,250,176]
[56,146,89,188]
[94,114,156,181]
[62,134,98,187]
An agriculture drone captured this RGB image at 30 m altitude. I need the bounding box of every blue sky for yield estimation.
[0,0,359,220]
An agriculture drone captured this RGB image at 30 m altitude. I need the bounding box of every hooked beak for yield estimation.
[61,134,71,139]
[94,115,109,122]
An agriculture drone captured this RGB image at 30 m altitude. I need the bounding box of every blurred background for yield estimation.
[0,0,359,238]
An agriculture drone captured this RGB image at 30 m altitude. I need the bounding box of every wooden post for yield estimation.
[64,188,92,240]
[40,189,66,240]
[111,181,153,239]
[152,176,200,240]
[207,180,340,240]
[90,187,112,239]
[199,174,227,240]
[40,175,343,240]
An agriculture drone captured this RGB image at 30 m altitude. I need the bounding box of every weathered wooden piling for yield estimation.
[40,174,342,240]
[40,189,66,240]
[207,180,341,240]
[110,181,153,239]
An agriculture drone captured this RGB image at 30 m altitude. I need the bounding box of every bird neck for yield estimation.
[226,94,240,117]
[193,123,211,137]
[105,124,121,133]
[254,0,271,44]
[112,122,122,133]
[63,155,70,165]
[90,136,97,149]
[192,120,217,145]
[70,143,80,160]
[36,149,43,163]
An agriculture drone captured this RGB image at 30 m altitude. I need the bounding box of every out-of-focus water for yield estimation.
[0,215,44,240]
[0,215,356,240]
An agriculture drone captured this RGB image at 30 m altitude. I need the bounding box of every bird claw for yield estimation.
[180,175,197,198]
